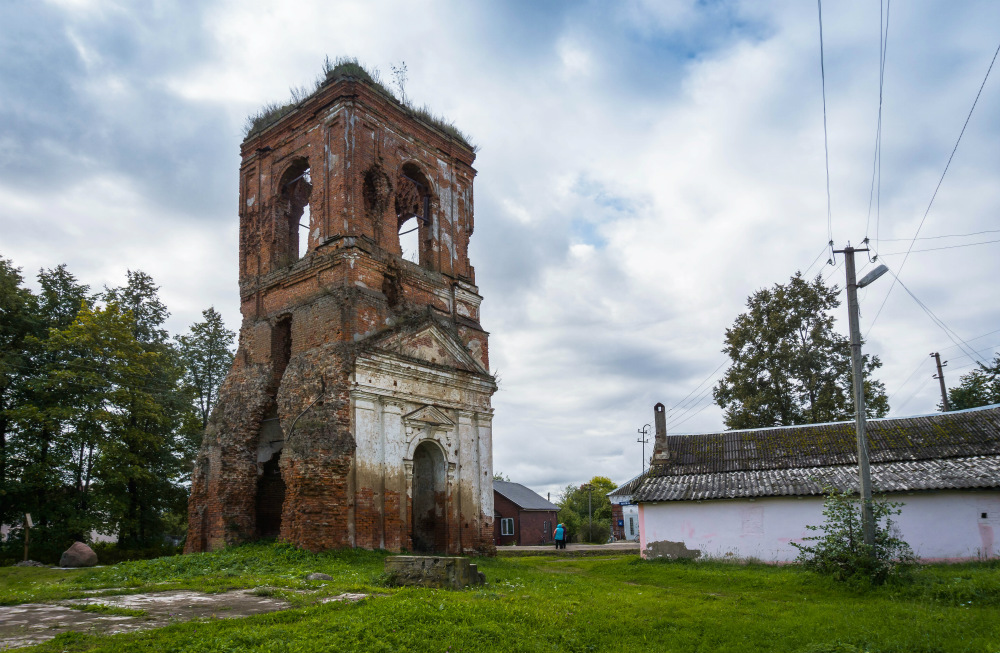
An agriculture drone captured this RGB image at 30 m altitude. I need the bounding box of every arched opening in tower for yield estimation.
[411,440,447,552]
[278,160,312,265]
[395,163,431,267]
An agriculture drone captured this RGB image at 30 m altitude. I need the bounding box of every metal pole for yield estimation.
[637,424,651,474]
[932,352,950,411]
[588,486,593,542]
[840,246,876,549]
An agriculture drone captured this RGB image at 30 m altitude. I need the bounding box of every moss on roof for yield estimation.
[243,57,474,148]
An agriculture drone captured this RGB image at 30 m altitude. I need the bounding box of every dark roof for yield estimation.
[633,404,1000,502]
[494,481,559,511]
[608,472,646,499]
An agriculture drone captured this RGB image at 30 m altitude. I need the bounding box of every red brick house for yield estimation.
[493,481,559,546]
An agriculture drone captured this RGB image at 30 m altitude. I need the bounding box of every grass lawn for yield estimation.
[2,543,999,652]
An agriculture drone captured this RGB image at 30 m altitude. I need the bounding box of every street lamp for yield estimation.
[835,245,888,549]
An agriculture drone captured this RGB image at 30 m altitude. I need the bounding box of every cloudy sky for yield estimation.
[2,0,999,499]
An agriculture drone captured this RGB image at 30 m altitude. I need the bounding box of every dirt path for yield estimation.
[0,589,364,650]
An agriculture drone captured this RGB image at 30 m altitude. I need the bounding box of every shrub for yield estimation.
[792,487,915,585]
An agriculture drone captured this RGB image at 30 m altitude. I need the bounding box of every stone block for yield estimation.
[59,542,98,568]
[384,555,485,589]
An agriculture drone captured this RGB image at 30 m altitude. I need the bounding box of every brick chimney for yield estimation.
[651,402,669,462]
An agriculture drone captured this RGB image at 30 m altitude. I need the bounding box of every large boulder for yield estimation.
[59,541,98,568]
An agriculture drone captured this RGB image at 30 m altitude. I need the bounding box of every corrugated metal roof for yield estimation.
[493,481,560,511]
[608,472,646,498]
[633,404,1000,502]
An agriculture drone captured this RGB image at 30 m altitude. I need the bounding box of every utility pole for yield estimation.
[581,483,593,542]
[834,245,887,550]
[931,352,950,411]
[637,424,651,474]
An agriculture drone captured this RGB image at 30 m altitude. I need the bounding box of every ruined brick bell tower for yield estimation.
[186,65,496,555]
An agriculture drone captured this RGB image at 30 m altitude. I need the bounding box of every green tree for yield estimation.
[492,471,511,482]
[945,354,1000,411]
[713,272,889,430]
[97,271,197,548]
[557,476,616,543]
[0,257,40,524]
[177,307,236,429]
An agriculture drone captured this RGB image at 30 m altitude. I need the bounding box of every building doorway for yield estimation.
[256,450,285,539]
[411,441,447,552]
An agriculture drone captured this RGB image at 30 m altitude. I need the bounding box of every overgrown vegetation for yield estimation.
[2,544,998,652]
[243,56,474,148]
[792,488,916,586]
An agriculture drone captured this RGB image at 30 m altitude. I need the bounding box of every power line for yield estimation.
[879,263,986,365]
[940,328,1000,351]
[865,0,891,248]
[667,361,726,422]
[879,228,1000,242]
[875,237,1000,255]
[816,0,834,255]
[803,244,831,278]
[887,355,931,405]
[867,38,1000,334]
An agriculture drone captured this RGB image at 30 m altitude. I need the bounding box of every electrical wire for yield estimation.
[874,237,1000,255]
[667,361,726,422]
[879,228,1000,242]
[865,0,890,247]
[887,356,931,405]
[817,0,834,256]
[879,264,986,365]
[867,38,1000,335]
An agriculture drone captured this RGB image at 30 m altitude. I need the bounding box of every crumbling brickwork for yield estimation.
[186,70,496,555]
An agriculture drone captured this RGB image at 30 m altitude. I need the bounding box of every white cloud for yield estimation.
[2,0,999,500]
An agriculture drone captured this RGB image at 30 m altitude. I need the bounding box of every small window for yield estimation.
[500,517,514,536]
[983,513,989,519]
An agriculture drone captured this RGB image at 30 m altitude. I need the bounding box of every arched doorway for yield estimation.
[255,449,285,539]
[411,440,447,552]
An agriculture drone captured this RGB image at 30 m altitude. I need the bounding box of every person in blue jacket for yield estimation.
[553,523,566,549]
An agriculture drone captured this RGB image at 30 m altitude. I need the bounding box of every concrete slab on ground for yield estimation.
[0,589,365,650]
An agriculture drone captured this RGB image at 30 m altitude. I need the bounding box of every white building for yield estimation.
[633,403,1000,562]
[608,473,643,542]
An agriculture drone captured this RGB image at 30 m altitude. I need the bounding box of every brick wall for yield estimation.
[186,72,496,556]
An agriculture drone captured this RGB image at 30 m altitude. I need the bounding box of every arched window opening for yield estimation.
[278,161,312,265]
[394,163,431,266]
[398,216,419,263]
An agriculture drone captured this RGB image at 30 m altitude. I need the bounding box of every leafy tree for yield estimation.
[791,487,915,586]
[177,307,236,429]
[557,476,616,543]
[4,265,93,547]
[492,471,511,482]
[713,272,889,429]
[97,272,197,548]
[0,257,40,525]
[945,354,1000,411]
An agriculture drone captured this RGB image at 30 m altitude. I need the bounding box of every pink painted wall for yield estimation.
[639,490,1000,562]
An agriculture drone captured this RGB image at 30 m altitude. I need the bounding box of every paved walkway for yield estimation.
[496,541,639,556]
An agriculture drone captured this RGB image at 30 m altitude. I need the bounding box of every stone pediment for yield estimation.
[404,405,455,426]
[372,322,488,375]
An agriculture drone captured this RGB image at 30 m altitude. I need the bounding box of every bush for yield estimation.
[792,487,915,585]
